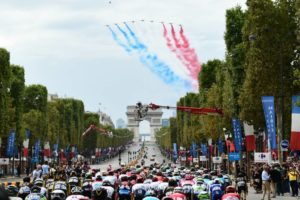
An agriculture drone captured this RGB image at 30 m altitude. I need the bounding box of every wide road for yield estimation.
[91,141,169,171]
[0,142,298,200]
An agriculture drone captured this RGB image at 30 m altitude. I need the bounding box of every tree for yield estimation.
[24,85,48,113]
[9,65,25,141]
[23,85,48,143]
[199,60,222,90]
[0,48,11,137]
[239,0,297,134]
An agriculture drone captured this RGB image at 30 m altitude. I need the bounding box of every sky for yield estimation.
[0,0,246,127]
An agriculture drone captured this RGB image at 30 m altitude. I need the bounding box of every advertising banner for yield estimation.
[261,96,277,150]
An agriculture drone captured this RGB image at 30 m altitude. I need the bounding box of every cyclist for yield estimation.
[236,173,247,200]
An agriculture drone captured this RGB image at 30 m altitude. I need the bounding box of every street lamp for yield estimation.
[223,128,231,174]
[127,151,131,163]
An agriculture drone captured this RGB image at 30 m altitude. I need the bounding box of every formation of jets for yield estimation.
[105,20,182,27]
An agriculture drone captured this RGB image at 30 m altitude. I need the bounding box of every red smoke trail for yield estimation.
[177,25,202,85]
[170,25,197,81]
[162,23,189,70]
[170,24,182,49]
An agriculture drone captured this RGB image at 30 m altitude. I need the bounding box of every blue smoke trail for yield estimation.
[121,23,191,88]
[107,26,131,53]
[116,24,140,51]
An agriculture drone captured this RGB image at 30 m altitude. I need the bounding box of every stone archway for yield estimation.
[126,105,163,142]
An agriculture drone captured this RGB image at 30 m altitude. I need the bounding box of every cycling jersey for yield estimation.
[210,183,223,200]
[101,186,114,199]
[132,183,147,200]
[168,192,187,200]
[92,181,103,191]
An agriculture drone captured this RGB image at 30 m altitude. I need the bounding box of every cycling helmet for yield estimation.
[70,171,77,177]
[66,195,89,200]
[145,189,156,197]
[173,187,183,193]
[82,182,92,198]
[50,189,66,200]
[225,186,236,193]
[82,182,92,191]
[162,197,174,200]
[95,174,102,181]
[25,193,47,200]
[92,187,108,200]
[71,186,82,195]
[185,174,194,180]
[34,178,43,187]
[53,181,67,194]
[68,177,79,186]
[18,185,31,200]
[6,185,19,196]
[102,180,113,187]
[85,172,92,180]
[30,185,41,194]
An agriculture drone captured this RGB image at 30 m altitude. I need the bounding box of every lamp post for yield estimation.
[208,138,212,170]
[224,128,231,174]
[127,151,131,163]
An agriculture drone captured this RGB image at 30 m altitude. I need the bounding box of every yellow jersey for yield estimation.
[288,171,297,181]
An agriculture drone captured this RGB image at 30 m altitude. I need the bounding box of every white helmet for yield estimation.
[66,195,88,200]
[51,189,66,200]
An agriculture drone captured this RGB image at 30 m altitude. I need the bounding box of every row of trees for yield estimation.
[158,0,300,149]
[0,48,133,154]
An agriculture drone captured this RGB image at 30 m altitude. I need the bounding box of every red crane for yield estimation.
[82,124,112,137]
[148,103,223,116]
[134,102,223,121]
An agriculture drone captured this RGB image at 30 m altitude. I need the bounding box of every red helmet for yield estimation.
[185,174,194,180]
[225,186,236,193]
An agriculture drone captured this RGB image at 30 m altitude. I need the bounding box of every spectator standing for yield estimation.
[261,165,271,200]
[288,166,298,197]
[16,164,21,177]
[31,164,42,181]
[41,161,49,177]
[270,165,282,198]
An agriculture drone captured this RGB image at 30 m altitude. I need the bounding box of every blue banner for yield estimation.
[218,139,224,154]
[262,96,277,150]
[232,119,243,152]
[201,144,208,156]
[25,129,31,138]
[6,131,16,157]
[192,142,197,157]
[32,140,40,163]
[173,143,177,158]
[228,152,241,161]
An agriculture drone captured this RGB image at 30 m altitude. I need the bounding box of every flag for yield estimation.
[25,129,31,138]
[43,141,51,157]
[192,142,197,157]
[201,144,207,156]
[53,143,58,157]
[218,139,224,154]
[32,140,40,163]
[173,143,178,158]
[244,122,256,151]
[23,139,29,157]
[232,119,243,152]
[290,96,300,150]
[262,96,277,150]
[6,131,16,157]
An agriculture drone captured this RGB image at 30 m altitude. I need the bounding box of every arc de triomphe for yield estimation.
[126,105,163,142]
